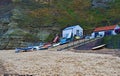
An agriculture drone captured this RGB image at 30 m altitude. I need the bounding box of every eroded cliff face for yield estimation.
[0,0,119,49]
[0,0,12,5]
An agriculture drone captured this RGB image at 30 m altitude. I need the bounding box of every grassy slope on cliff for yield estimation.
[1,0,120,30]
[1,0,120,41]
[15,0,120,31]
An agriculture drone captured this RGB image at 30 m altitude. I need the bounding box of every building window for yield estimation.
[105,30,112,36]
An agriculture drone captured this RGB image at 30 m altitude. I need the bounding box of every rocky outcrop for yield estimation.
[92,0,115,8]
[0,0,119,49]
[0,0,13,24]
[0,20,52,49]
[0,22,35,49]
[0,0,12,6]
[0,35,34,50]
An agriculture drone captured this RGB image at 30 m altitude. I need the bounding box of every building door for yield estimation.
[95,32,99,37]
[105,30,112,36]
[76,30,80,36]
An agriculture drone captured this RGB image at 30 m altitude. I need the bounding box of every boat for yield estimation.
[92,44,106,50]
[53,43,60,47]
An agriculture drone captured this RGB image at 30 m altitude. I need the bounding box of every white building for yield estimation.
[62,25,83,38]
[91,25,120,38]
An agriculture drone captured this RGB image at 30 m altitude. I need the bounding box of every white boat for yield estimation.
[53,43,60,47]
[92,44,106,50]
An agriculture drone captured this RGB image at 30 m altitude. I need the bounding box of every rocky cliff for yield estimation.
[0,0,119,49]
[92,0,115,8]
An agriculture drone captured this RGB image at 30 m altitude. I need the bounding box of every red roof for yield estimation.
[94,25,117,32]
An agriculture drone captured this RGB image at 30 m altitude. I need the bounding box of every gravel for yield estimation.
[0,50,120,76]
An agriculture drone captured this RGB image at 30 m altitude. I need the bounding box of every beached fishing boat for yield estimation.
[92,44,106,50]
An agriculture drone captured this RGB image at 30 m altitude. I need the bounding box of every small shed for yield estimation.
[62,25,83,38]
[91,25,120,38]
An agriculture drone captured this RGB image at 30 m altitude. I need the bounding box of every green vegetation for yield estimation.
[23,33,40,42]
[45,33,54,42]
[102,35,120,49]
[1,0,120,42]
[13,0,120,29]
